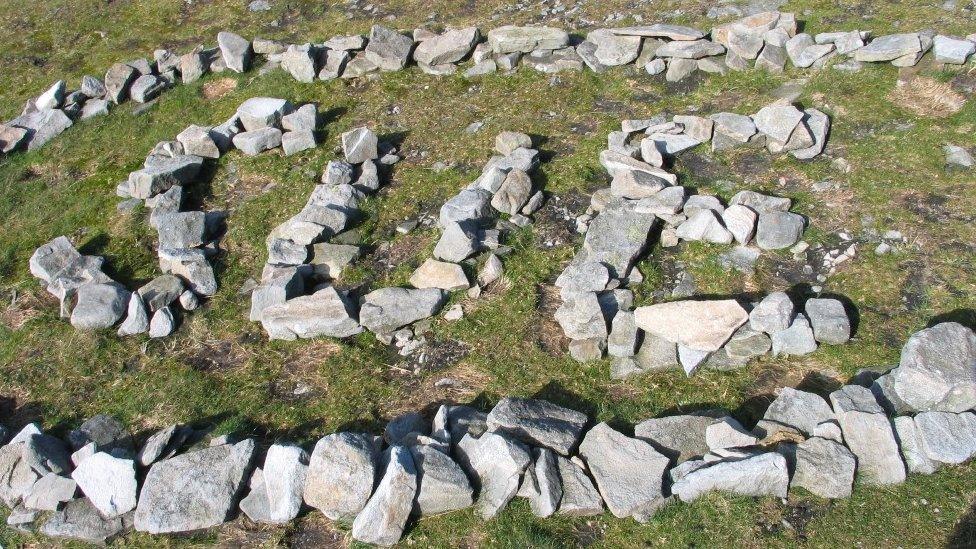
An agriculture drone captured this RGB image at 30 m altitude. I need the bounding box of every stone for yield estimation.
[71,452,137,518]
[945,145,975,169]
[134,439,255,533]
[129,74,165,103]
[645,58,666,75]
[409,258,469,291]
[612,24,704,41]
[519,448,561,518]
[409,444,473,516]
[755,211,804,250]
[40,497,123,543]
[281,104,317,132]
[282,130,316,156]
[491,169,533,215]
[236,97,291,131]
[749,292,794,334]
[359,287,446,333]
[790,437,856,499]
[671,452,789,502]
[760,387,835,437]
[666,57,698,81]
[656,39,726,59]
[771,313,818,356]
[720,204,757,244]
[792,108,830,160]
[35,80,65,110]
[678,344,710,375]
[753,102,804,143]
[555,261,609,297]
[676,209,733,244]
[554,291,608,341]
[342,126,378,163]
[893,416,938,474]
[705,417,758,450]
[440,188,493,227]
[217,31,253,72]
[914,411,976,465]
[70,283,129,330]
[104,63,138,103]
[805,298,850,344]
[578,422,669,519]
[478,254,503,287]
[364,25,414,71]
[177,125,220,159]
[635,299,747,352]
[829,385,906,485]
[556,456,604,516]
[137,425,189,467]
[454,432,530,519]
[304,433,377,520]
[524,47,584,73]
[709,113,757,149]
[854,33,921,62]
[262,286,362,340]
[933,35,976,64]
[585,28,641,66]
[0,124,29,152]
[384,412,428,445]
[486,397,588,455]
[179,51,207,84]
[891,322,976,413]
[608,310,638,357]
[117,293,149,336]
[239,468,274,523]
[128,154,204,199]
[233,127,282,155]
[487,26,569,53]
[22,473,76,511]
[155,211,207,249]
[159,248,217,296]
[282,44,317,82]
[80,75,107,99]
[414,27,479,65]
[635,413,722,463]
[724,325,771,360]
[256,444,307,523]
[11,109,73,151]
[579,202,657,278]
[68,415,130,453]
[148,306,176,338]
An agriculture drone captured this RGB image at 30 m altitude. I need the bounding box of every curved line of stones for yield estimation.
[2,321,975,545]
[250,128,544,342]
[29,97,325,337]
[554,99,853,376]
[2,10,974,154]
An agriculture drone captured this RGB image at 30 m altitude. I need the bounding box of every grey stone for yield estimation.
[724,325,771,360]
[891,322,976,413]
[22,473,76,511]
[177,125,220,159]
[134,439,255,533]
[137,425,183,467]
[722,204,757,244]
[829,385,906,485]
[791,437,856,498]
[233,127,282,155]
[555,261,609,298]
[148,306,176,338]
[70,283,129,330]
[359,287,446,333]
[282,44,317,82]
[281,104,316,132]
[755,211,804,250]
[756,43,787,72]
[556,456,603,516]
[933,35,976,64]
[730,190,791,214]
[103,63,138,103]
[524,47,584,73]
[364,25,414,71]
[612,24,704,41]
[671,452,789,502]
[676,209,733,244]
[454,432,530,519]
[304,433,378,520]
[635,299,748,352]
[554,291,608,341]
[414,27,479,65]
[678,344,710,376]
[656,39,726,59]
[0,124,29,152]
[80,75,107,99]
[586,28,642,66]
[578,422,669,518]
[262,286,362,340]
[854,33,921,62]
[350,448,416,547]
[579,202,657,278]
[914,411,976,465]
[608,310,638,357]
[750,292,795,333]
[792,108,830,160]
[633,332,680,373]
[805,298,850,344]
[486,397,588,455]
[705,417,758,450]
[12,109,73,151]
[217,31,253,72]
[760,387,835,437]
[409,258,468,291]
[893,416,938,474]
[155,211,206,249]
[282,130,316,155]
[159,248,217,296]
[128,154,203,199]
[519,448,561,517]
[117,293,150,336]
[945,145,975,169]
[478,254,504,287]
[342,126,378,163]
[771,313,818,356]
[40,497,123,543]
[635,413,722,464]
[35,80,65,110]
[666,57,698,81]
[487,25,569,53]
[252,444,307,523]
[491,169,533,215]
[179,51,207,84]
[71,452,137,518]
[410,443,473,516]
[0,441,39,507]
[130,74,165,103]
[753,102,804,143]
[68,415,130,453]
[236,97,291,131]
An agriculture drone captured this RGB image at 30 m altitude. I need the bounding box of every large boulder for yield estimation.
[359,287,447,333]
[635,299,747,352]
[828,385,905,485]
[486,397,588,455]
[914,411,976,466]
[578,422,669,519]
[134,440,255,533]
[303,432,378,520]
[579,202,657,278]
[891,322,976,413]
[70,283,130,330]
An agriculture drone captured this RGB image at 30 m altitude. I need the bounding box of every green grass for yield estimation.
[2,0,976,546]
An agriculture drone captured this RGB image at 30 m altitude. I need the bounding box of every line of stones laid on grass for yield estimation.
[2,11,974,154]
[554,99,848,375]
[250,129,543,342]
[1,321,974,545]
[29,97,323,337]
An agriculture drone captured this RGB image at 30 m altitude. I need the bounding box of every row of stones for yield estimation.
[1,321,974,545]
[250,129,542,341]
[28,97,322,336]
[3,11,974,154]
[553,100,832,368]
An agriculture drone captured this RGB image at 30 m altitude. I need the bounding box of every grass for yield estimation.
[2,0,976,546]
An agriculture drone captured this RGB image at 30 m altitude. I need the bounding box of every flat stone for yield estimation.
[555,291,608,341]
[555,261,609,298]
[40,497,123,543]
[103,63,138,103]
[70,283,129,330]
[893,416,938,474]
[68,415,130,454]
[676,209,733,244]
[22,473,76,511]
[771,313,818,356]
[134,439,255,533]
[129,74,165,103]
[364,25,414,71]
[414,27,479,65]
[805,298,850,344]
[487,25,569,53]
[792,108,830,160]
[634,413,719,464]
[724,325,771,360]
[454,432,530,519]
[71,452,137,518]
[914,411,976,465]
[556,456,604,516]
[359,287,446,333]
[148,306,176,338]
[933,35,976,64]
[730,190,791,214]
[11,109,73,151]
[352,446,416,547]
[128,154,204,199]
[176,125,220,159]
[486,397,588,455]
[309,243,360,278]
[891,322,976,413]
[262,286,362,340]
[791,437,856,498]
[409,258,468,291]
[236,97,291,132]
[579,202,657,278]
[409,444,472,516]
[281,43,317,82]
[578,422,669,518]
[753,102,804,143]
[635,299,748,352]
[217,31,253,72]
[854,33,921,62]
[829,385,906,485]
[257,444,307,523]
[586,28,641,66]
[281,104,317,132]
[670,452,789,502]
[155,211,206,249]
[759,387,835,437]
[233,127,282,155]
[749,292,795,334]
[612,24,704,41]
[655,39,726,59]
[705,417,758,450]
[755,211,804,250]
[303,433,378,520]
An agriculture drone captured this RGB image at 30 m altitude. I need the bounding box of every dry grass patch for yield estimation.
[889,76,966,118]
[202,77,238,100]
[0,288,44,330]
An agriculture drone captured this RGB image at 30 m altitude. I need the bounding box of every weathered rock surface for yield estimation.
[578,422,669,518]
[359,287,447,333]
[805,298,851,344]
[454,432,530,519]
[891,322,976,413]
[409,444,473,516]
[790,437,856,498]
[671,452,789,502]
[41,497,123,543]
[829,385,905,485]
[262,287,362,340]
[71,452,137,518]
[556,456,604,515]
[635,299,748,352]
[486,397,588,455]
[303,432,378,520]
[352,446,417,547]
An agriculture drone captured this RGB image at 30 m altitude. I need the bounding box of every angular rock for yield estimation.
[350,447,415,547]
[155,211,206,249]
[579,202,657,278]
[914,411,976,465]
[656,39,726,59]
[891,322,976,413]
[71,452,137,518]
[409,258,468,291]
[217,31,253,72]
[556,456,604,515]
[22,472,76,511]
[612,24,704,41]
[790,437,855,498]
[104,63,138,103]
[487,26,569,54]
[359,287,446,333]
[233,127,282,155]
[760,387,835,437]
[771,313,818,356]
[454,432,530,519]
[130,74,166,103]
[519,448,561,518]
[148,306,176,338]
[676,209,733,244]
[70,283,129,330]
[486,397,588,455]
[635,299,748,352]
[755,211,804,250]
[671,452,788,502]
[829,385,906,485]
[303,433,378,520]
[117,293,150,336]
[578,422,669,518]
[364,25,414,71]
[236,97,291,132]
[342,126,378,164]
[414,27,479,65]
[705,417,758,450]
[749,292,795,334]
[554,291,608,341]
[854,33,921,62]
[792,108,830,160]
[177,125,220,159]
[12,109,73,151]
[40,497,123,543]
[262,286,362,340]
[893,416,938,474]
[805,298,850,344]
[281,44,317,82]
[282,130,316,156]
[128,154,203,199]
[491,169,533,215]
[159,248,217,296]
[586,28,642,66]
[933,35,976,64]
[721,204,757,244]
[409,444,473,516]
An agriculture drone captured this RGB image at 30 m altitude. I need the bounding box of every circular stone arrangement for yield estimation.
[4,6,976,548]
